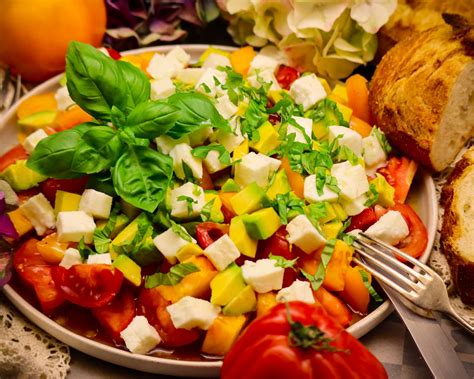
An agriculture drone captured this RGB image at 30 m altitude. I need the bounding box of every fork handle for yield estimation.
[441,307,474,334]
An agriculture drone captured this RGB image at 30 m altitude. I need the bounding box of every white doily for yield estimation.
[0,293,71,379]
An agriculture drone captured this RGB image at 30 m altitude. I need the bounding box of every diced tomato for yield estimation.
[391,204,428,259]
[347,208,378,232]
[378,157,417,204]
[268,113,281,125]
[13,239,64,313]
[374,205,388,219]
[275,65,300,90]
[51,264,123,308]
[137,287,201,347]
[0,145,28,172]
[92,286,136,342]
[196,222,229,249]
[40,176,89,204]
[199,167,214,190]
[106,47,122,60]
[16,187,41,204]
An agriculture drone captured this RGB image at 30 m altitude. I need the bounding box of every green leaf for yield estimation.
[145,262,200,288]
[111,106,127,128]
[302,239,337,291]
[305,203,328,228]
[306,98,348,128]
[170,220,193,242]
[177,195,198,216]
[273,192,305,225]
[113,145,173,212]
[191,144,231,165]
[269,253,298,270]
[372,127,392,154]
[78,237,95,260]
[314,167,340,196]
[125,101,179,139]
[116,60,151,113]
[364,182,379,207]
[200,198,215,222]
[93,208,118,254]
[359,269,383,302]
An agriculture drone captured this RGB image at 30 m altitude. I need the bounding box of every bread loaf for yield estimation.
[369,15,474,171]
[441,147,474,305]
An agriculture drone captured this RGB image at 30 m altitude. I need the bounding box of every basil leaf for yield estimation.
[305,203,328,227]
[66,41,127,121]
[113,145,173,212]
[360,269,383,302]
[93,209,118,254]
[302,239,337,290]
[372,127,392,154]
[87,171,116,197]
[191,144,231,165]
[78,237,95,260]
[364,183,379,207]
[269,253,298,270]
[116,60,151,113]
[145,262,199,288]
[177,195,198,216]
[170,220,193,242]
[273,192,305,225]
[125,101,179,139]
[200,198,215,222]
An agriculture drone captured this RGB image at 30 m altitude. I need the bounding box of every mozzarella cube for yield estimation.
[363,135,387,167]
[365,210,410,246]
[289,74,327,110]
[23,129,48,154]
[241,259,284,293]
[234,152,281,187]
[146,53,181,79]
[153,226,196,264]
[341,194,368,216]
[276,280,315,304]
[216,118,245,152]
[202,53,231,69]
[175,68,205,85]
[249,54,280,74]
[166,46,191,67]
[204,234,240,271]
[56,211,96,243]
[215,95,238,120]
[87,253,112,265]
[331,162,369,201]
[247,70,281,92]
[166,296,220,330]
[328,126,363,156]
[59,248,82,269]
[195,68,226,98]
[150,77,176,100]
[55,86,75,111]
[188,126,214,147]
[304,175,339,203]
[286,214,326,254]
[79,189,113,219]
[120,315,162,354]
[288,116,312,143]
[203,149,229,174]
[169,143,203,180]
[155,135,190,155]
[170,182,206,219]
[20,193,55,236]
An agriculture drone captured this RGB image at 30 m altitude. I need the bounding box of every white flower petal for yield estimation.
[350,0,397,34]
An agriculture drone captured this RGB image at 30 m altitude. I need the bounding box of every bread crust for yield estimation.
[441,148,474,305]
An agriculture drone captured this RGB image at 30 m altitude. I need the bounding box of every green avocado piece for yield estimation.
[267,169,291,200]
[318,202,337,224]
[0,160,47,191]
[17,110,58,128]
[210,263,247,306]
[243,207,281,240]
[223,285,257,316]
[230,182,266,216]
[96,214,130,239]
[221,178,241,193]
[113,254,142,286]
[332,203,348,221]
[370,174,395,208]
[321,220,343,239]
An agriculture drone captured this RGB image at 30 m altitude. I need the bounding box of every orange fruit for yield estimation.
[0,0,106,82]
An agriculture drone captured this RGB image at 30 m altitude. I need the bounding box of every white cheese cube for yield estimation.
[175,68,205,85]
[215,95,238,120]
[23,129,48,154]
[20,193,55,236]
[249,54,280,74]
[234,152,281,187]
[341,194,368,216]
[153,226,196,264]
[331,161,369,201]
[59,248,82,269]
[247,70,281,92]
[170,182,206,219]
[202,53,231,69]
[120,315,162,354]
[146,53,181,79]
[55,86,75,111]
[79,189,113,219]
[241,259,284,293]
[195,68,226,98]
[328,126,363,156]
[365,210,410,246]
[166,296,220,330]
[188,126,213,147]
[203,149,229,174]
[166,46,191,67]
[150,78,176,100]
[276,280,315,304]
[304,175,339,203]
[288,116,312,143]
[286,214,326,254]
[169,143,203,180]
[204,234,240,271]
[87,253,112,265]
[155,135,190,155]
[289,74,326,110]
[363,135,387,167]
[56,211,96,243]
[215,117,244,152]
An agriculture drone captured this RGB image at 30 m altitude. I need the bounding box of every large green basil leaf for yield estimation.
[125,101,179,139]
[166,91,230,139]
[113,145,173,212]
[66,41,127,121]
[116,60,151,113]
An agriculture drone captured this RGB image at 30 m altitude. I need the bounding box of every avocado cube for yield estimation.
[0,160,47,191]
[210,263,247,306]
[222,285,257,316]
[113,254,141,287]
[267,169,291,200]
[370,174,395,208]
[336,103,352,123]
[312,121,328,140]
[321,220,343,239]
[221,178,241,193]
[249,122,280,154]
[318,202,337,224]
[176,242,203,262]
[229,216,258,258]
[204,191,224,223]
[95,214,130,239]
[230,182,266,215]
[332,203,348,221]
[243,207,281,240]
[54,190,81,214]
[17,110,58,128]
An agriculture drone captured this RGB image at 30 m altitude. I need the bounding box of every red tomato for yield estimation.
[105,47,121,60]
[391,204,428,259]
[377,157,417,204]
[137,287,201,347]
[92,286,136,342]
[196,222,229,249]
[40,176,89,203]
[222,302,387,379]
[347,208,378,232]
[275,65,300,90]
[13,239,64,313]
[51,264,123,308]
[199,166,214,190]
[0,145,28,172]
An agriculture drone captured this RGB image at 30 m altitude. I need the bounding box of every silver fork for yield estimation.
[352,232,474,334]
[0,68,22,112]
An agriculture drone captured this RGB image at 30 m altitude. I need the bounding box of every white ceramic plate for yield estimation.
[1,45,438,377]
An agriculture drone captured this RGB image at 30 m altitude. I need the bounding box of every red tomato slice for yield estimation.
[40,177,89,203]
[92,286,136,342]
[391,204,428,259]
[51,264,123,308]
[347,208,378,232]
[378,157,417,204]
[0,145,28,172]
[13,239,64,313]
[196,222,229,249]
[275,65,300,90]
[137,288,201,347]
[105,47,121,60]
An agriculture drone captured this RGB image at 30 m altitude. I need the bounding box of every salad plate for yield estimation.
[0,44,437,376]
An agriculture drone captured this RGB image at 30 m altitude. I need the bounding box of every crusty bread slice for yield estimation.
[369,15,474,172]
[441,147,474,305]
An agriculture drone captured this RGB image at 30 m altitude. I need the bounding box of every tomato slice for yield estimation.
[0,145,28,172]
[105,47,121,60]
[378,157,417,204]
[40,176,89,204]
[275,65,300,90]
[51,264,123,308]
[137,288,201,347]
[92,286,136,342]
[391,204,428,259]
[347,208,378,232]
[196,222,229,249]
[13,239,64,313]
